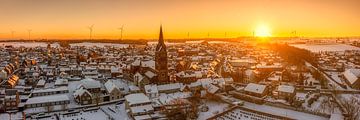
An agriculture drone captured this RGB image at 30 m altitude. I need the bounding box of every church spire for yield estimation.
[159,25,163,43]
[156,25,166,51]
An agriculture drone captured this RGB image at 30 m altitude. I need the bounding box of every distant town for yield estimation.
[0,26,360,120]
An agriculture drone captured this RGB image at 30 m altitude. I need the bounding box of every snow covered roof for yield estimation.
[277,85,295,93]
[73,87,91,97]
[130,104,154,114]
[32,86,68,94]
[132,60,141,66]
[26,94,69,105]
[207,84,220,94]
[125,93,151,106]
[104,80,119,93]
[144,84,158,94]
[141,60,155,69]
[144,71,156,79]
[36,79,46,86]
[343,69,360,85]
[79,78,101,89]
[133,114,152,120]
[129,85,140,92]
[55,78,68,85]
[244,83,267,94]
[157,83,182,92]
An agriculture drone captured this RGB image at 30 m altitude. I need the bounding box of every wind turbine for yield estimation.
[11,30,15,40]
[88,24,94,40]
[118,25,124,40]
[291,30,297,38]
[187,32,190,40]
[27,29,32,40]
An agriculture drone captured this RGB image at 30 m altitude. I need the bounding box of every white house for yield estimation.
[104,80,122,101]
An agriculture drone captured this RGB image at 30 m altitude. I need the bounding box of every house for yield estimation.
[277,85,295,102]
[125,93,154,118]
[4,75,19,88]
[4,89,19,111]
[73,88,92,105]
[343,69,360,89]
[82,66,99,79]
[144,70,156,82]
[110,66,122,78]
[175,71,197,84]
[73,78,103,105]
[77,78,101,93]
[104,80,122,101]
[25,94,70,108]
[244,83,268,98]
[133,72,150,88]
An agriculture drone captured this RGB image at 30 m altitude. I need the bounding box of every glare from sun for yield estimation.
[255,24,271,37]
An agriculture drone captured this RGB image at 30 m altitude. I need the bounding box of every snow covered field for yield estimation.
[0,42,60,48]
[290,44,360,52]
[70,42,129,48]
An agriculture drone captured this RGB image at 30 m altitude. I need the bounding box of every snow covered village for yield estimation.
[0,25,360,120]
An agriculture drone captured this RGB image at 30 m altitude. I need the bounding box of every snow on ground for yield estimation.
[290,44,360,53]
[197,99,229,120]
[326,72,343,84]
[243,102,328,120]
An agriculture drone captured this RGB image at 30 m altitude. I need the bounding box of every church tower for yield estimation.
[155,25,168,84]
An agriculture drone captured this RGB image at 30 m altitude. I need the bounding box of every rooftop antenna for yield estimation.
[225,32,227,38]
[207,32,210,39]
[118,25,124,40]
[88,24,94,40]
[27,29,32,40]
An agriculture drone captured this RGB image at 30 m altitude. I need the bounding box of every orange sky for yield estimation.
[0,0,359,40]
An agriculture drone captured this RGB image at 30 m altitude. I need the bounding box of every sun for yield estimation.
[254,24,271,37]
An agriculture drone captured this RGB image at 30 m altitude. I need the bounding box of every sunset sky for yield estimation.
[0,0,360,40]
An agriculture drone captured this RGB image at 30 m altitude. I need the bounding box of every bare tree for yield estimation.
[342,97,360,120]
